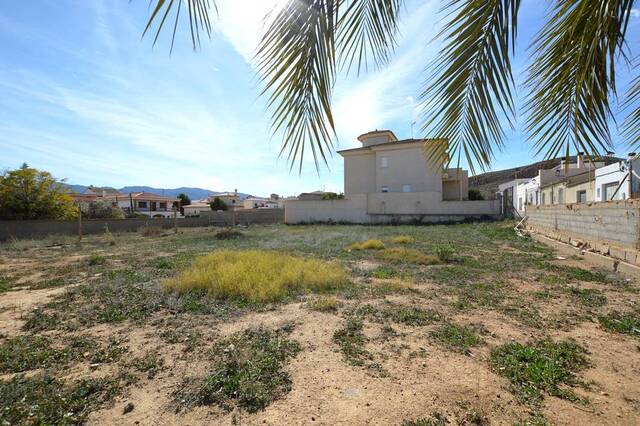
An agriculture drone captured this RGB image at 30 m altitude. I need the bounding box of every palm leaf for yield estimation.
[256,0,339,172]
[337,0,403,74]
[143,0,217,52]
[623,73,640,149]
[420,0,520,174]
[525,0,634,163]
[257,0,402,171]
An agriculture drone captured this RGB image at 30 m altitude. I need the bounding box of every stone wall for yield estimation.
[525,200,640,264]
[0,209,284,241]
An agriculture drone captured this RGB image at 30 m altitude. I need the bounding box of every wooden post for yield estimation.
[173,209,178,234]
[77,205,82,240]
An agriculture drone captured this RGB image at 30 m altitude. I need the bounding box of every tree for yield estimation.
[177,193,191,215]
[0,164,77,220]
[321,192,345,200]
[210,197,228,211]
[468,189,485,201]
[143,0,638,173]
[84,200,126,219]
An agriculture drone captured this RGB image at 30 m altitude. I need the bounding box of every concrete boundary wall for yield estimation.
[525,200,640,266]
[0,209,284,241]
[285,194,501,224]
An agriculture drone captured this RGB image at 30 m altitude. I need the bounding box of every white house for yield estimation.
[285,130,500,224]
[104,192,178,218]
[497,178,531,217]
[243,197,280,209]
[522,154,605,207]
[183,200,211,217]
[594,156,640,202]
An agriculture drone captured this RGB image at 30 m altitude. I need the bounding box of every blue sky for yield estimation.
[0,1,638,197]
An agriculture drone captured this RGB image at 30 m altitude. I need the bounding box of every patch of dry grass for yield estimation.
[349,239,385,250]
[140,226,164,237]
[164,250,349,303]
[306,296,340,312]
[391,235,415,244]
[376,247,440,265]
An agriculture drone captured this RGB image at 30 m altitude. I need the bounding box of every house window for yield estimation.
[159,202,167,209]
[557,188,564,204]
[597,188,601,199]
[138,201,147,209]
[576,190,586,203]
[381,157,388,168]
[518,197,523,211]
[402,184,412,193]
[381,185,389,193]
[541,193,546,205]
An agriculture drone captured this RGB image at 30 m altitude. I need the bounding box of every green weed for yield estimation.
[430,323,482,354]
[598,311,640,336]
[490,338,589,406]
[175,328,300,413]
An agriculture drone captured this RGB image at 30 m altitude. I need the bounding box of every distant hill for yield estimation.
[64,185,252,201]
[469,156,622,198]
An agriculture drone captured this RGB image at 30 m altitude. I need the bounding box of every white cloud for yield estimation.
[215,0,285,63]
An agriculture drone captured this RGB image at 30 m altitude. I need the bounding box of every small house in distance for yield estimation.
[104,192,178,218]
[285,130,500,224]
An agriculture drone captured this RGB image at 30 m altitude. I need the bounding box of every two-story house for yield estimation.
[285,130,500,224]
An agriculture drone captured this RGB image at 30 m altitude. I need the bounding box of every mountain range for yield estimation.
[65,185,252,201]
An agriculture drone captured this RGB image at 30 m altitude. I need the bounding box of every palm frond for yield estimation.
[525,0,634,162]
[257,0,340,172]
[623,73,640,149]
[337,0,403,74]
[143,0,217,52]
[420,0,520,174]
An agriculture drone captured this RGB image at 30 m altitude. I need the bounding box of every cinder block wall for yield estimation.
[0,209,284,241]
[525,201,640,250]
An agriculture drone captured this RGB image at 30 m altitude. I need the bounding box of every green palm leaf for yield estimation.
[623,73,640,149]
[256,0,402,171]
[143,0,217,52]
[255,0,339,172]
[420,0,520,173]
[525,0,634,162]
[337,0,403,74]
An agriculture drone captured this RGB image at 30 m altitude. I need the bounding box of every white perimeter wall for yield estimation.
[285,193,501,224]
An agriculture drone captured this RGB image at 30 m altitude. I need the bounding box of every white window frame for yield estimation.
[381,157,388,168]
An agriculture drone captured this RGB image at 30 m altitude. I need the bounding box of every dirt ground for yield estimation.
[1,224,639,425]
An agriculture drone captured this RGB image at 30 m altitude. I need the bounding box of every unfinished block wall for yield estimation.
[525,201,640,263]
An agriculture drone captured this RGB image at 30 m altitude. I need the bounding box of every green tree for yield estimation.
[177,193,191,215]
[143,0,638,172]
[210,197,228,211]
[0,164,77,220]
[321,192,345,200]
[85,200,126,219]
[468,189,485,201]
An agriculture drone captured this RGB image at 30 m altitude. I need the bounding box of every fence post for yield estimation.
[77,205,82,240]
[173,209,178,234]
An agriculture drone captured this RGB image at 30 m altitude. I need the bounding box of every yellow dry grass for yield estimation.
[163,250,349,303]
[349,239,385,250]
[376,247,440,265]
[391,235,415,244]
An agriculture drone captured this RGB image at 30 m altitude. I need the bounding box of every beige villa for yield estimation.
[285,130,500,224]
